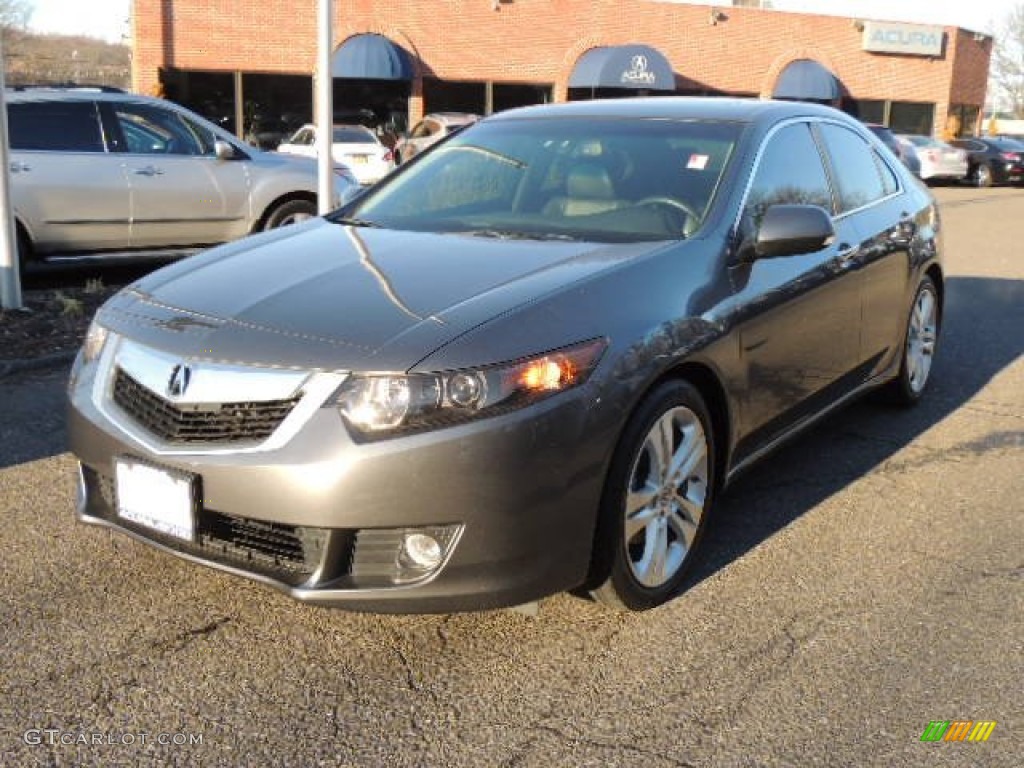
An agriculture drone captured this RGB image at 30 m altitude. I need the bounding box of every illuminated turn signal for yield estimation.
[520,358,574,391]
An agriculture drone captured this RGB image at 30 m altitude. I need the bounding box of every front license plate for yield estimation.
[115,459,196,542]
[349,155,369,164]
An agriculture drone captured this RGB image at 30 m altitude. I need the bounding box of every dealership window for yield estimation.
[423,79,487,115]
[493,83,553,113]
[333,79,411,147]
[889,102,934,135]
[845,99,934,136]
[850,99,886,124]
[948,104,981,137]
[161,69,235,133]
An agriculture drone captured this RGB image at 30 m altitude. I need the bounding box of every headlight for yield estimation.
[334,338,607,437]
[81,320,109,365]
[68,319,109,392]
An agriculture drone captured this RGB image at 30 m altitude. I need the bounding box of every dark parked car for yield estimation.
[69,98,942,613]
[865,123,922,177]
[949,136,1024,187]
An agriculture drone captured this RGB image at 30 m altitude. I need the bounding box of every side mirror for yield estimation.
[755,204,835,259]
[214,140,238,161]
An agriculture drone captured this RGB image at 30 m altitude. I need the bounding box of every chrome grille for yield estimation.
[112,368,300,444]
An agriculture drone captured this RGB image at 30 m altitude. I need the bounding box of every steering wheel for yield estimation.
[634,196,700,236]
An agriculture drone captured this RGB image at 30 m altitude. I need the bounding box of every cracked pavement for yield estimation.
[0,186,1021,766]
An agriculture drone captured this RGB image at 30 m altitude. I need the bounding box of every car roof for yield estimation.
[4,87,162,105]
[488,97,850,127]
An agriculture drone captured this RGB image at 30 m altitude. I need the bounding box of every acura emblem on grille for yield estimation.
[166,364,192,398]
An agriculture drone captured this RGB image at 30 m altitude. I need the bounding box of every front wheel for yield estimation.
[263,199,317,230]
[886,276,940,406]
[590,380,716,611]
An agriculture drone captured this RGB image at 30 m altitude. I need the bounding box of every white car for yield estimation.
[896,134,969,182]
[393,112,480,165]
[277,124,394,185]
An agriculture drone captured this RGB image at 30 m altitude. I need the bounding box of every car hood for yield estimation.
[97,219,670,371]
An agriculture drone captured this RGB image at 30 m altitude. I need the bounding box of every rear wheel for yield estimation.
[973,163,993,188]
[886,276,940,406]
[263,199,317,230]
[590,380,715,611]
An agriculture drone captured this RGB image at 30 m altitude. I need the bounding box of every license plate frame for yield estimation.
[114,458,198,542]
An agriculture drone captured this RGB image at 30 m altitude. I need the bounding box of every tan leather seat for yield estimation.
[544,162,622,217]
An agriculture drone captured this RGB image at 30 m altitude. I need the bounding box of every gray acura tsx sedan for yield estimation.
[68,98,942,613]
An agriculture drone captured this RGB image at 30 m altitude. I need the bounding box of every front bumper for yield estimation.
[68,346,609,613]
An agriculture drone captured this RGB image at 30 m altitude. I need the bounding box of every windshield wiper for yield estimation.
[463,228,580,242]
[332,216,382,228]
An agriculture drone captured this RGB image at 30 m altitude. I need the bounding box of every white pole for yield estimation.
[0,34,24,310]
[316,0,334,215]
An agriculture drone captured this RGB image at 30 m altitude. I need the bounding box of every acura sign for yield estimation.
[862,21,944,57]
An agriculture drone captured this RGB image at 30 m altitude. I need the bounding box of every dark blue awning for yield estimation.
[772,59,839,101]
[332,34,413,80]
[568,45,675,91]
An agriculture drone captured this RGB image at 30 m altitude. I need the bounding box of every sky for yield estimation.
[24,0,1021,42]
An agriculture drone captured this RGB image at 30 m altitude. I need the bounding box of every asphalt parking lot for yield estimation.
[1,184,1021,767]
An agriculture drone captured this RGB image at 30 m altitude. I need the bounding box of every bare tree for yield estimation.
[0,0,31,32]
[1,0,32,56]
[992,4,1024,117]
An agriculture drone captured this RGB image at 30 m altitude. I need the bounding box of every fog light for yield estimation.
[403,533,443,569]
[350,525,463,586]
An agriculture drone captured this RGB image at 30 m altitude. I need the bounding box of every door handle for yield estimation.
[9,161,30,173]
[134,166,164,176]
[836,243,861,271]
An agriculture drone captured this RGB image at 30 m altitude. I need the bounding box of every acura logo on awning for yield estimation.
[166,364,192,398]
[621,54,656,85]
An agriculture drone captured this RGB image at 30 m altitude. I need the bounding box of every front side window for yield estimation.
[817,123,887,213]
[743,122,832,231]
[7,101,105,152]
[112,103,214,156]
[343,117,742,242]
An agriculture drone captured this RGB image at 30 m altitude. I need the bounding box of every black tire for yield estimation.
[590,380,716,611]
[884,276,940,406]
[263,199,317,230]
[973,163,993,188]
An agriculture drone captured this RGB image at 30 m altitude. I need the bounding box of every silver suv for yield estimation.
[6,88,358,271]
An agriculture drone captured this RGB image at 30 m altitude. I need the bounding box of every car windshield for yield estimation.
[338,117,742,242]
[332,127,376,143]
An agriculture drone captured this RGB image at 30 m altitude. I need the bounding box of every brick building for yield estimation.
[131,0,992,147]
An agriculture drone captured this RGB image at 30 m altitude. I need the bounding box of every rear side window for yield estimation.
[817,123,887,213]
[7,100,105,152]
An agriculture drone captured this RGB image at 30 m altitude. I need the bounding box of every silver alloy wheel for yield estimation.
[906,284,938,394]
[623,406,709,588]
[975,164,992,188]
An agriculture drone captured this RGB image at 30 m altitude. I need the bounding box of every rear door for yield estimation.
[7,98,130,255]
[104,100,251,248]
[816,122,914,374]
